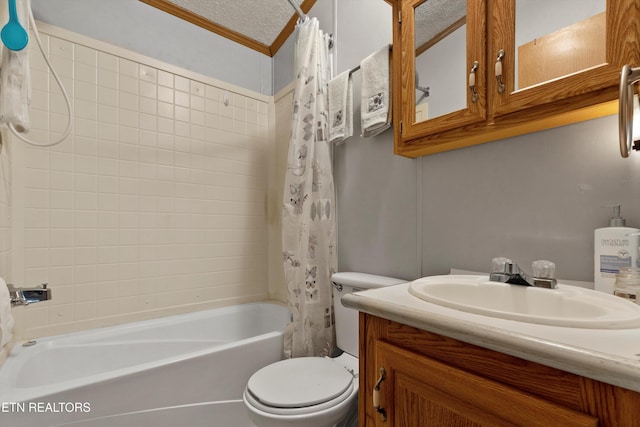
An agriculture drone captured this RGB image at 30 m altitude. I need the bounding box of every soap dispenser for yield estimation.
[594,205,640,294]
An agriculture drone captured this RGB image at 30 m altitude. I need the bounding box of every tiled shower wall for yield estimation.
[10,25,272,339]
[0,131,10,281]
[268,87,294,303]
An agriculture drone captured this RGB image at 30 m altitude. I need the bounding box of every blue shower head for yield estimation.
[1,0,28,51]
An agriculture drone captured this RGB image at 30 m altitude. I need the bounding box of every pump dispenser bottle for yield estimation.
[594,205,639,294]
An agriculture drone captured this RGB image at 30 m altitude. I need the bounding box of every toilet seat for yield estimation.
[245,357,356,416]
[244,382,354,416]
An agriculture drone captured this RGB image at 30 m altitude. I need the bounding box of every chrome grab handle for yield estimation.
[495,49,506,94]
[469,61,479,103]
[619,65,640,158]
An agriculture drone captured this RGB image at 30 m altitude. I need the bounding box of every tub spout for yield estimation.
[8,283,52,306]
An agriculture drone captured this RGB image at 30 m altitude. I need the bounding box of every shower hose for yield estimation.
[7,0,73,147]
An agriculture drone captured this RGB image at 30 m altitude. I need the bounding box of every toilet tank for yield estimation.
[331,272,406,357]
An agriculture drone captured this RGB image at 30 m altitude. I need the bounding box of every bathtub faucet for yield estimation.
[8,283,52,306]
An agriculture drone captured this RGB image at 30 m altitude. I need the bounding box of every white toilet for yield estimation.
[243,272,405,427]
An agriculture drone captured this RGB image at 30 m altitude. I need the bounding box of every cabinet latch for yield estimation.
[373,367,387,422]
[495,49,506,94]
[469,61,479,103]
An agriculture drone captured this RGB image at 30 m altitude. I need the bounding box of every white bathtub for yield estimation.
[0,302,289,427]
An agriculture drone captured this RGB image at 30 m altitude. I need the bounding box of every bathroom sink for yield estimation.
[408,275,640,329]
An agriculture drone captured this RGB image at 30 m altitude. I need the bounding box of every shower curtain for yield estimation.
[282,17,337,359]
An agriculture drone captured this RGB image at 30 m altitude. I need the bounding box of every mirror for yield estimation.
[413,0,466,123]
[514,0,606,90]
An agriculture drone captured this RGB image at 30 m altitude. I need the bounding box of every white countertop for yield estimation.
[341,280,640,393]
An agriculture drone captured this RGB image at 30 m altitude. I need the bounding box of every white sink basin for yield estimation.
[409,275,640,329]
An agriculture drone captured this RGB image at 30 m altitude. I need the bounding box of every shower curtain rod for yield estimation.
[287,1,334,49]
[287,0,307,20]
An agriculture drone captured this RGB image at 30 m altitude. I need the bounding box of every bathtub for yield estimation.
[0,302,289,427]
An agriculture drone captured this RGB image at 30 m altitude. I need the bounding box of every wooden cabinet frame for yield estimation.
[397,0,487,141]
[375,340,597,426]
[360,313,640,426]
[391,0,640,158]
[490,0,639,116]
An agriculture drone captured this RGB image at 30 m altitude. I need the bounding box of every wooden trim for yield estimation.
[395,97,618,158]
[139,0,318,57]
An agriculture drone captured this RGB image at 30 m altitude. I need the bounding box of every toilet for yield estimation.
[243,272,406,427]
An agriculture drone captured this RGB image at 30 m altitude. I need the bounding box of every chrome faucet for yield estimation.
[8,283,52,306]
[489,257,558,289]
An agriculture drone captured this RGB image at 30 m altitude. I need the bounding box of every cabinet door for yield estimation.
[490,0,640,117]
[373,340,598,427]
[395,0,487,143]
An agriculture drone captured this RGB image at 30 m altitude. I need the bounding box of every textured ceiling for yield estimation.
[415,0,466,49]
[144,0,460,57]
[166,0,304,46]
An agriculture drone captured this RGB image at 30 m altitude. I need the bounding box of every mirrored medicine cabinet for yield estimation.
[390,0,640,157]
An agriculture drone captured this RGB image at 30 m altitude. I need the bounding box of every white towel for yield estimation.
[0,276,14,351]
[0,0,31,132]
[360,45,391,137]
[328,70,353,145]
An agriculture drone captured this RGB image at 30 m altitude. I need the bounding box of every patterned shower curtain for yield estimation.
[282,17,337,359]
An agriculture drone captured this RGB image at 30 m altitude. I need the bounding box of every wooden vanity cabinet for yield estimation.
[360,313,640,426]
[391,0,640,157]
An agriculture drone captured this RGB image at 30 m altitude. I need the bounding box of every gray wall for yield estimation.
[421,114,640,281]
[315,1,420,281]
[30,0,272,95]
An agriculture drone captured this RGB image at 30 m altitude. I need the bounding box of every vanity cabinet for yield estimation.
[392,0,640,157]
[360,313,640,426]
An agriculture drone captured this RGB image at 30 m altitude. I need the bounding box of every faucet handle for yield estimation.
[532,260,555,279]
[492,257,513,273]
[531,260,558,289]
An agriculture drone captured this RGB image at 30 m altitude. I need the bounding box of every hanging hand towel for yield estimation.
[0,276,14,352]
[328,70,353,145]
[0,0,31,132]
[360,45,392,137]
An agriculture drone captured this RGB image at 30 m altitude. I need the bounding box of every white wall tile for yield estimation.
[174,76,190,93]
[75,63,97,85]
[157,70,173,88]
[158,86,173,104]
[98,52,117,72]
[139,65,157,83]
[74,45,97,67]
[119,75,139,95]
[11,32,271,339]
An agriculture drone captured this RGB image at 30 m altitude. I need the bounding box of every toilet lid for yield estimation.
[247,357,354,408]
